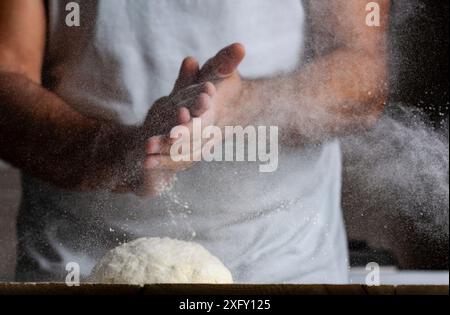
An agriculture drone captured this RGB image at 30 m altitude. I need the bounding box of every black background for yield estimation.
[342,0,449,270]
[389,0,448,268]
[390,0,449,129]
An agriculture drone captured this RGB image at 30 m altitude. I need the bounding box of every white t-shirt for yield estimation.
[18,0,349,284]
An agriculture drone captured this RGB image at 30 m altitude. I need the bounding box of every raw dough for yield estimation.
[89,237,233,285]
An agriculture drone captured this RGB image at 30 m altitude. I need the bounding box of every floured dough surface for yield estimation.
[89,237,233,285]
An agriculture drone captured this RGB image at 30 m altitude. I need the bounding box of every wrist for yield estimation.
[86,122,142,191]
[112,124,144,191]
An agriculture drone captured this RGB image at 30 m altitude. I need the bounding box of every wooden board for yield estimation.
[0,283,447,295]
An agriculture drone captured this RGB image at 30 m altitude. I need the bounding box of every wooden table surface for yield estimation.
[0,283,448,295]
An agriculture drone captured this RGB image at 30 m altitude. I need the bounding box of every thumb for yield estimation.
[199,43,246,81]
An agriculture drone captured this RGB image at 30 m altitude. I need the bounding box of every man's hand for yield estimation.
[196,43,246,129]
[129,53,231,196]
[143,43,246,178]
[142,57,200,136]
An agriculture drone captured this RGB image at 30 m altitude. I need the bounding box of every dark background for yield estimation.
[343,0,449,270]
[390,0,449,129]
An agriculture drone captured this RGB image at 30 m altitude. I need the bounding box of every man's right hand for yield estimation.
[142,44,246,183]
[125,57,216,197]
[120,44,246,197]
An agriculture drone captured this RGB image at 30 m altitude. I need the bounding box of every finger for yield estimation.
[162,128,205,162]
[170,82,215,108]
[172,57,200,93]
[199,43,246,81]
[177,107,191,124]
[146,133,185,156]
[169,92,214,148]
[146,94,215,157]
[145,154,195,172]
[190,91,213,117]
[172,83,204,102]
[146,130,204,167]
[146,136,161,155]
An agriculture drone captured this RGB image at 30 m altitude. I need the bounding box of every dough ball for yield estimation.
[89,237,233,285]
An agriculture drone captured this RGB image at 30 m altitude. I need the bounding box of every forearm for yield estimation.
[236,48,388,142]
[0,71,140,190]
